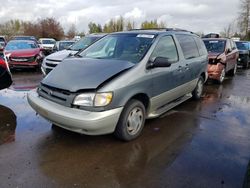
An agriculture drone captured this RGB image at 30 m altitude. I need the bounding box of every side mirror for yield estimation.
[147,57,172,69]
[226,49,231,54]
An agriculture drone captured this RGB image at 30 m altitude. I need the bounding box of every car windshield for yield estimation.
[59,41,75,50]
[203,40,226,53]
[41,39,55,44]
[5,41,38,50]
[236,42,249,50]
[69,36,101,51]
[79,34,155,64]
[0,38,5,42]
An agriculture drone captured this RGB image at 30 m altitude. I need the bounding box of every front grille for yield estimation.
[208,58,218,65]
[10,56,35,63]
[38,84,75,107]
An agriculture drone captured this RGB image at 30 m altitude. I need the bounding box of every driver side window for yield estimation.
[150,35,178,63]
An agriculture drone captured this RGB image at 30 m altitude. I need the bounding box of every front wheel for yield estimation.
[228,64,237,76]
[192,76,204,100]
[114,99,146,141]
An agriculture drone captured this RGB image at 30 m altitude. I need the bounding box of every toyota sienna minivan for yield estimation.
[28,29,208,141]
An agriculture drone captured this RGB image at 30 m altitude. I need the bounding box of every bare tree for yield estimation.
[238,0,250,39]
[67,24,77,39]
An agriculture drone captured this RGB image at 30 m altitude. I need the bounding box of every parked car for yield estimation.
[28,29,208,141]
[203,38,239,84]
[4,40,44,69]
[235,41,250,69]
[39,38,56,55]
[12,36,39,44]
[53,40,75,52]
[41,33,106,75]
[0,56,12,90]
[0,36,7,57]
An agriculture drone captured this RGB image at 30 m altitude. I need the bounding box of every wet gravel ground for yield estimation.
[0,69,250,188]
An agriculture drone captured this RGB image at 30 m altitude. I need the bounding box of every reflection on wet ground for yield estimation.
[0,70,250,187]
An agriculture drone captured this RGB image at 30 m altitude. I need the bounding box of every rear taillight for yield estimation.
[0,58,7,69]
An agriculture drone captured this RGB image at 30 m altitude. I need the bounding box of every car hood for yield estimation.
[41,58,135,92]
[238,50,249,55]
[45,50,77,61]
[5,49,40,57]
[208,52,225,59]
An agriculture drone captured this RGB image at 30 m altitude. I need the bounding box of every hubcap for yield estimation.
[220,69,225,83]
[127,107,143,135]
[196,79,203,97]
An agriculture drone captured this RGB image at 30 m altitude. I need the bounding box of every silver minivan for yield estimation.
[28,29,208,141]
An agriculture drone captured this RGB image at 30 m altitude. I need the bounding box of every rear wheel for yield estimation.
[192,76,204,100]
[114,99,146,141]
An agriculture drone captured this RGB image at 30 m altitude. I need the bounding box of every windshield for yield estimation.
[69,36,101,51]
[203,40,226,53]
[79,34,155,64]
[5,41,38,51]
[0,38,5,42]
[236,42,249,50]
[59,41,75,50]
[41,39,55,44]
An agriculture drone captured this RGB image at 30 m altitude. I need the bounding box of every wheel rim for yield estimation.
[126,107,144,135]
[233,64,237,74]
[220,69,225,83]
[196,79,203,97]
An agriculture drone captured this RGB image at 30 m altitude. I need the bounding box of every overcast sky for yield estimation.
[0,0,240,34]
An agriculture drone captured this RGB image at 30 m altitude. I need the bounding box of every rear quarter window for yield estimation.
[176,34,200,59]
[193,36,208,56]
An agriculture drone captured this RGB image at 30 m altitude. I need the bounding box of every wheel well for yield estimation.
[130,93,150,111]
[200,72,206,81]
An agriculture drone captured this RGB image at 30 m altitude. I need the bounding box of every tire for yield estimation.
[228,63,237,76]
[192,76,204,100]
[217,68,226,84]
[243,57,249,69]
[114,99,146,141]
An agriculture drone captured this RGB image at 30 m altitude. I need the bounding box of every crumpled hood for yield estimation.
[5,49,40,57]
[41,58,135,92]
[45,49,78,61]
[208,52,222,59]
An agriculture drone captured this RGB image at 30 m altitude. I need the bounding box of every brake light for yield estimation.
[0,58,7,69]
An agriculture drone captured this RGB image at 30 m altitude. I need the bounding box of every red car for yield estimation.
[0,57,12,90]
[203,38,239,84]
[4,40,44,69]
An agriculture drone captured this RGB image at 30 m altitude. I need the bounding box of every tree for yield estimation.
[39,17,64,40]
[103,16,124,33]
[238,0,250,39]
[126,20,135,30]
[141,20,159,29]
[88,22,102,33]
[0,19,23,39]
[67,24,77,39]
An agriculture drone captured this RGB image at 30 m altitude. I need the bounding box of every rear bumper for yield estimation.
[27,90,123,135]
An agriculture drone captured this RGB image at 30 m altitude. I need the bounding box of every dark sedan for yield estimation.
[0,57,12,90]
[235,41,249,69]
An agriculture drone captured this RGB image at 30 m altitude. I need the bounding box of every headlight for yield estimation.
[73,92,113,107]
[73,93,95,106]
[94,92,113,107]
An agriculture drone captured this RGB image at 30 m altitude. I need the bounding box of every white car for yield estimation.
[39,38,56,55]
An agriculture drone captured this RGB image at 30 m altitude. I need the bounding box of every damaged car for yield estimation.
[203,38,239,84]
[0,56,12,90]
[28,29,208,141]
